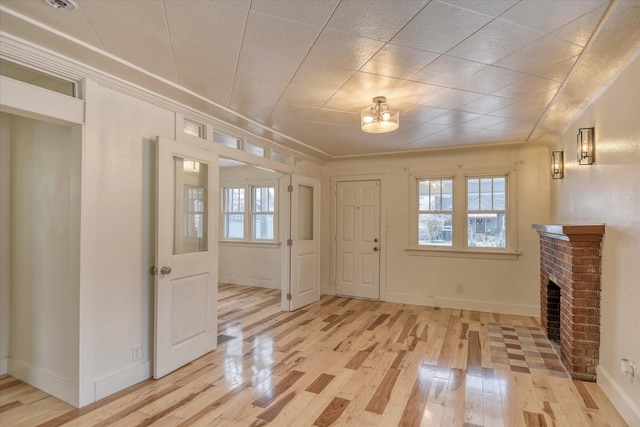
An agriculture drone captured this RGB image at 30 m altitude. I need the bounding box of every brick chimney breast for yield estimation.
[532,224,605,382]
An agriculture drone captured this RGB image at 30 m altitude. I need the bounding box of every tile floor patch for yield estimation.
[488,323,569,378]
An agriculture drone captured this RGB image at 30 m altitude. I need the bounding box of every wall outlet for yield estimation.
[132,344,142,361]
[621,358,637,385]
[455,283,463,293]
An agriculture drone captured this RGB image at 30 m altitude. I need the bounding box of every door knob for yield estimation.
[373,247,379,251]
[160,266,172,275]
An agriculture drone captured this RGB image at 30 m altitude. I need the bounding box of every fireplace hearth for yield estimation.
[532,224,605,382]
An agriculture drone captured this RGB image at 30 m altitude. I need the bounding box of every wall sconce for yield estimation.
[551,151,564,179]
[577,127,595,165]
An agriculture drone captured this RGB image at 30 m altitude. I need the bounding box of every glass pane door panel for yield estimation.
[174,156,208,254]
[298,184,313,241]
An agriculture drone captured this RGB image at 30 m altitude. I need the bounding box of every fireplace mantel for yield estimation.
[532,224,605,241]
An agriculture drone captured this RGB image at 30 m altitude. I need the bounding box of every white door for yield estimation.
[154,137,218,379]
[287,175,321,311]
[335,180,380,299]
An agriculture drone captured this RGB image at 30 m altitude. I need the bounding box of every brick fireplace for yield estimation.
[532,224,605,382]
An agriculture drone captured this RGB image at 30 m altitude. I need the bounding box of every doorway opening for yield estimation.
[217,158,285,342]
[1,112,82,405]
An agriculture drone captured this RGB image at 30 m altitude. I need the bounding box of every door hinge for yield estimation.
[287,293,292,301]
[287,239,293,246]
[288,185,293,193]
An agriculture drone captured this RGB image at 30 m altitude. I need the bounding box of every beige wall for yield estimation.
[322,143,550,316]
[549,53,640,423]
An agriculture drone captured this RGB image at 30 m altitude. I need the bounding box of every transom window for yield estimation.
[222,183,276,242]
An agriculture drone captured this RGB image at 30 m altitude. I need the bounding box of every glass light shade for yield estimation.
[577,127,595,165]
[551,151,564,179]
[361,96,399,133]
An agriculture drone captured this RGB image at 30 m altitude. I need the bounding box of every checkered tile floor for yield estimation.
[488,323,569,378]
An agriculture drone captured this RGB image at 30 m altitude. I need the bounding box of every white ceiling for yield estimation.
[0,0,639,159]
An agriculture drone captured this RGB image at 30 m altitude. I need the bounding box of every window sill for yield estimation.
[219,240,281,249]
[406,247,520,260]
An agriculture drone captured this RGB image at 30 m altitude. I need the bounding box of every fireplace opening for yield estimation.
[546,281,561,343]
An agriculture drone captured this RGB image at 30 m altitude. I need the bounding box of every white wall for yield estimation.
[219,165,284,289]
[0,114,10,375]
[322,143,550,316]
[79,80,173,405]
[549,53,640,424]
[4,113,81,405]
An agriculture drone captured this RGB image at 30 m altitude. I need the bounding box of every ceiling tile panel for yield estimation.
[234,12,321,84]
[305,29,386,70]
[491,75,560,101]
[458,95,514,115]
[401,105,451,123]
[550,4,608,47]
[0,0,102,47]
[463,115,508,129]
[80,0,177,80]
[279,84,342,108]
[391,1,493,53]
[499,0,608,34]
[170,38,236,105]
[535,56,579,83]
[411,55,487,87]
[429,110,483,125]
[453,66,523,93]
[326,0,428,41]
[250,0,338,26]
[420,88,484,110]
[361,44,440,80]
[269,103,318,121]
[323,72,406,111]
[494,35,583,76]
[290,62,355,91]
[447,19,542,64]
[438,0,519,18]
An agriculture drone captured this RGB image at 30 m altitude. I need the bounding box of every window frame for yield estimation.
[408,167,518,260]
[220,179,279,245]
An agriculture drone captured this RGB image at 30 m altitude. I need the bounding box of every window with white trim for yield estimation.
[467,176,506,248]
[221,183,277,242]
[410,168,516,256]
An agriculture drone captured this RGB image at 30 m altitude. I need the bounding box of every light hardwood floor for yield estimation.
[0,284,627,426]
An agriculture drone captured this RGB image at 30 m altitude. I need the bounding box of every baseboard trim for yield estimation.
[596,365,640,426]
[219,276,281,290]
[8,357,71,404]
[0,356,7,375]
[385,292,538,317]
[94,361,151,402]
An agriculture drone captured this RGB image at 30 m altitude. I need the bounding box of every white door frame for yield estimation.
[330,174,387,301]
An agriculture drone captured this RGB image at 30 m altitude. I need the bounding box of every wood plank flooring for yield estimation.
[0,284,627,426]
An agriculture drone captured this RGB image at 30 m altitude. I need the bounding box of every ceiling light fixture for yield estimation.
[361,96,399,133]
[45,0,77,11]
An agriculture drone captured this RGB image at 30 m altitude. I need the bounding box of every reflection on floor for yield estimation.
[0,284,627,426]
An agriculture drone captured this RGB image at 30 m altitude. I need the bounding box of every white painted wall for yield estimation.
[79,80,173,405]
[322,144,550,316]
[219,165,284,289]
[549,53,640,424]
[4,113,81,405]
[0,114,10,375]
